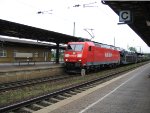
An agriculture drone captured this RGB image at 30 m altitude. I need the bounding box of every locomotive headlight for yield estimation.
[78,59,82,62]
[65,54,69,57]
[77,54,82,58]
[65,59,68,61]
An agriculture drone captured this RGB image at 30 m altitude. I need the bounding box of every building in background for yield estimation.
[0,37,65,63]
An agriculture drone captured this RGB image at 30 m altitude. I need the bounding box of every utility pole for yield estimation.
[114,37,115,46]
[73,22,75,36]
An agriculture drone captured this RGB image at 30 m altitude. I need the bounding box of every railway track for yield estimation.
[0,62,147,113]
[0,65,129,92]
[0,74,77,92]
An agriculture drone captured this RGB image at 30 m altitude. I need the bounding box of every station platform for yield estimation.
[0,62,64,84]
[35,63,150,113]
[0,62,64,72]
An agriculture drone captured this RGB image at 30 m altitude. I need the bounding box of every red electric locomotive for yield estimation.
[64,41,120,76]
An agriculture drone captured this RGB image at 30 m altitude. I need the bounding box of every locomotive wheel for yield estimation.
[81,69,86,76]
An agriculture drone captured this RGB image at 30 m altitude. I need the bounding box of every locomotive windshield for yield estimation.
[67,44,83,51]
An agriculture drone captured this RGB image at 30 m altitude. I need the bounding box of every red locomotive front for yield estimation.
[64,42,90,72]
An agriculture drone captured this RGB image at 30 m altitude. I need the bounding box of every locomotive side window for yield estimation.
[67,44,83,51]
[88,46,92,51]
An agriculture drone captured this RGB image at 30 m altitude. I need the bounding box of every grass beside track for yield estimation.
[0,61,149,107]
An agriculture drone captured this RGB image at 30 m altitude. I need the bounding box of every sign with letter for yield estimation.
[119,10,132,23]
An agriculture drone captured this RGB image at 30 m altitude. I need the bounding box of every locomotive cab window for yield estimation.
[67,44,83,51]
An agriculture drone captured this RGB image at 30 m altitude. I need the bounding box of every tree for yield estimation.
[128,47,137,52]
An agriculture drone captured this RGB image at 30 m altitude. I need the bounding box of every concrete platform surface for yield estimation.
[35,63,150,113]
[0,62,64,83]
[0,62,63,72]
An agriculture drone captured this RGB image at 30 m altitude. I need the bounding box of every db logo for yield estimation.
[119,10,132,22]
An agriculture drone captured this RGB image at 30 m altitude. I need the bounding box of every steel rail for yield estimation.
[0,74,77,92]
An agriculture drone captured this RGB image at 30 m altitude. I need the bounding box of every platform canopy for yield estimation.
[0,19,88,44]
[103,1,150,46]
[0,37,66,49]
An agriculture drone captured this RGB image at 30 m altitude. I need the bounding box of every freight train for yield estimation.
[64,41,144,76]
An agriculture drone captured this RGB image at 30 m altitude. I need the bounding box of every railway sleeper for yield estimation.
[83,85,93,88]
[72,89,82,93]
[28,105,40,111]
[63,93,73,97]
[0,85,6,88]
[21,107,35,113]
[77,88,88,91]
[57,95,68,99]
[42,100,52,105]
[73,89,83,93]
[50,97,61,102]
[64,91,76,96]
[85,84,96,88]
[37,101,49,107]
[54,95,66,100]
[78,86,90,90]
[69,90,78,95]
[32,104,44,109]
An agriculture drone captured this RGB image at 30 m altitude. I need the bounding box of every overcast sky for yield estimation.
[0,0,150,53]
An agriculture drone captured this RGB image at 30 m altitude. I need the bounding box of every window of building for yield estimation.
[34,52,39,57]
[0,49,7,57]
[13,50,17,57]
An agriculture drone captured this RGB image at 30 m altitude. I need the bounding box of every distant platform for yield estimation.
[0,62,64,84]
[0,62,64,72]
